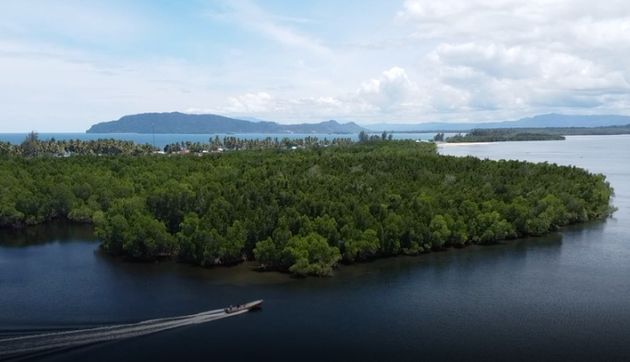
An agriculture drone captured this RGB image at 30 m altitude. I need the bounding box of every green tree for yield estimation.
[381,212,402,255]
[146,181,194,233]
[430,215,450,249]
[283,232,341,277]
[253,237,281,269]
[313,215,340,246]
[20,131,40,157]
[344,229,380,262]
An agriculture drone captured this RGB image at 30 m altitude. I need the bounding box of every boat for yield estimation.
[224,299,263,314]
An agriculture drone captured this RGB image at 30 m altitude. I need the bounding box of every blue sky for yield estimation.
[1,0,630,131]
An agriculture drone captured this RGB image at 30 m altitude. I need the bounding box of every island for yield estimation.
[86,112,367,134]
[442,129,566,143]
[0,136,614,276]
[436,123,630,143]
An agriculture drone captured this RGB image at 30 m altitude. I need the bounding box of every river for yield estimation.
[0,135,629,361]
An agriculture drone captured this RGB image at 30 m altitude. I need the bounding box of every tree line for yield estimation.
[0,132,156,157]
[0,132,356,157]
[444,129,565,143]
[0,139,614,276]
[163,135,353,153]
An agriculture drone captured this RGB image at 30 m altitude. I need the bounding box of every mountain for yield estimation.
[86,112,366,134]
[237,116,272,123]
[283,120,365,134]
[364,114,630,132]
[87,112,629,134]
[501,114,630,128]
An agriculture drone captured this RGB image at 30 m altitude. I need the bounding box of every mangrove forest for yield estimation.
[0,139,614,276]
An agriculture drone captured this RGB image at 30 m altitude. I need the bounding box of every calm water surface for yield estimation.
[1,135,629,361]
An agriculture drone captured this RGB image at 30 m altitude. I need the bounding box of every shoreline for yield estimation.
[437,142,494,147]
[0,216,609,281]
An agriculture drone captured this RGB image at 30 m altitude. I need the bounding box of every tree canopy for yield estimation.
[446,129,565,143]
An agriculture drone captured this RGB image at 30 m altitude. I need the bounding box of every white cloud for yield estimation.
[357,67,418,111]
[212,0,630,123]
[226,92,276,113]
[392,0,630,119]
[212,67,429,121]
[3,0,630,130]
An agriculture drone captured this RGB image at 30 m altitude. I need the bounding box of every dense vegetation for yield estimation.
[0,141,614,276]
[445,129,565,143]
[163,135,353,153]
[0,132,156,157]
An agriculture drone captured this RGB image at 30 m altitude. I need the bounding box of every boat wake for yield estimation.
[0,307,248,358]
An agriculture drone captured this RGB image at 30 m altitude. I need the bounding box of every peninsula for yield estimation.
[443,129,566,143]
[0,138,614,277]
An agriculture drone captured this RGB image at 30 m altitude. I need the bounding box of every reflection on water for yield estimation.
[0,222,96,246]
[1,221,567,286]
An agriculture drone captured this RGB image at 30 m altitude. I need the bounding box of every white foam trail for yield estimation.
[0,308,248,357]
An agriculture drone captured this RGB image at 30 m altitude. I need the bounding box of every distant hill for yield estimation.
[237,116,272,123]
[365,114,630,132]
[86,112,366,134]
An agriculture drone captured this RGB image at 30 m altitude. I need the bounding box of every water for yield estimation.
[0,307,245,357]
[0,132,439,149]
[0,135,629,361]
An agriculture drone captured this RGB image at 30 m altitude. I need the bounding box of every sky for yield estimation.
[1,0,630,131]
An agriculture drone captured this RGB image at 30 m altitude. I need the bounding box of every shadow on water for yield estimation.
[0,222,96,247]
[91,245,297,287]
[0,218,625,361]
[0,219,573,285]
[0,216,620,362]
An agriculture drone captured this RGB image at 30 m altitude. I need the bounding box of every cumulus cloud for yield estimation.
[215,67,427,121]
[395,0,630,118]
[226,92,276,113]
[357,67,418,111]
